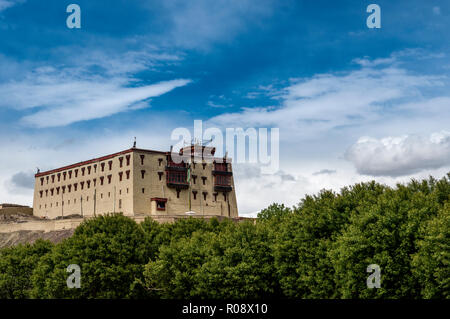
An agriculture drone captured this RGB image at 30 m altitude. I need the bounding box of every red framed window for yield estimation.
[215,175,231,186]
[167,171,187,184]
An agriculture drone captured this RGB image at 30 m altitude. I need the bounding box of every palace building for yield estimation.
[33,144,238,219]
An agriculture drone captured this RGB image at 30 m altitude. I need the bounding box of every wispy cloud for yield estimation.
[208,53,448,142]
[151,0,276,49]
[0,0,24,12]
[0,50,191,128]
[313,169,337,176]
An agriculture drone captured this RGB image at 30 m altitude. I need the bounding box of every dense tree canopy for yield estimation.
[0,174,448,299]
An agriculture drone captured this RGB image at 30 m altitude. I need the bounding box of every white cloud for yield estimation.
[17,78,190,127]
[208,66,445,140]
[153,0,276,49]
[345,131,450,177]
[0,50,191,128]
[204,53,450,214]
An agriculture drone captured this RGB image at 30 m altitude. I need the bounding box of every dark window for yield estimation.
[68,171,72,179]
[56,187,60,195]
[108,161,113,170]
[74,183,78,191]
[213,193,217,201]
[68,185,72,193]
[46,176,49,184]
[152,198,167,211]
[216,175,231,186]
[192,175,197,184]
[157,201,165,210]
[214,162,227,172]
[40,178,44,186]
[80,182,84,190]
[87,180,91,188]
[158,172,164,181]
[101,163,105,172]
[203,192,207,201]
[93,178,96,187]
[62,186,66,194]
[107,175,112,184]
[158,158,163,166]
[202,163,207,169]
[202,176,207,185]
[126,155,131,166]
[167,171,187,184]
[119,157,123,168]
[87,166,91,175]
[223,193,227,201]
[63,172,66,180]
[51,188,54,196]
[119,199,122,209]
[45,190,48,197]
[119,172,123,181]
[176,189,181,198]
[126,170,130,179]
[94,164,97,173]
[57,173,61,182]
[141,170,145,179]
[100,176,104,185]
[51,175,55,183]
[193,191,197,200]
[81,168,85,176]
[140,155,145,165]
[75,169,78,178]
[142,188,145,194]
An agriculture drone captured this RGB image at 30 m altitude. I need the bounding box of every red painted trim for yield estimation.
[35,148,168,178]
[151,197,167,202]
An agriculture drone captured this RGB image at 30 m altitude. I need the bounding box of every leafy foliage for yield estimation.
[0,174,448,299]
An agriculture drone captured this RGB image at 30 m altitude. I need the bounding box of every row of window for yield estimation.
[40,155,224,186]
[39,155,133,186]
[39,171,132,198]
[38,188,227,210]
[38,196,125,210]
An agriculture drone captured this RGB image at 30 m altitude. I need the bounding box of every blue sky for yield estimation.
[1,0,449,215]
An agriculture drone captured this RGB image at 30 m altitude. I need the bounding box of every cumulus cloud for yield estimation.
[345,131,450,177]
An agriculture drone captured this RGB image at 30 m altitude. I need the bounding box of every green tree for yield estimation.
[30,214,151,298]
[330,177,448,298]
[412,203,450,298]
[141,221,279,298]
[272,182,388,298]
[0,240,53,299]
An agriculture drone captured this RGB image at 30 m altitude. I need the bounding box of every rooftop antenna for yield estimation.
[36,167,40,173]
[133,137,136,148]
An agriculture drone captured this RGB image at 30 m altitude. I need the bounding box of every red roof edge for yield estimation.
[35,148,168,178]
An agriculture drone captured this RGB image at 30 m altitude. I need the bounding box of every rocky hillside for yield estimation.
[0,229,74,249]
